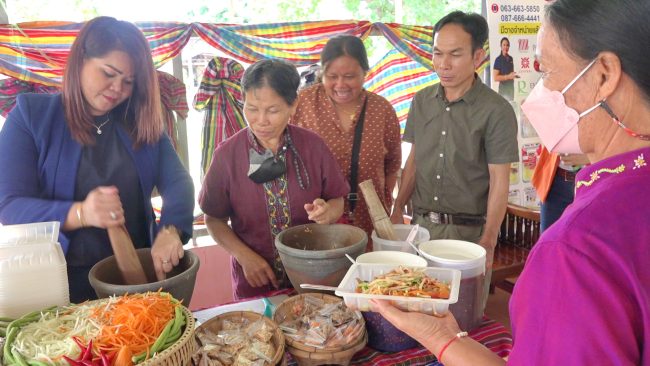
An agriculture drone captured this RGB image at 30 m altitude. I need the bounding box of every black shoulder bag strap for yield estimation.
[348,97,368,219]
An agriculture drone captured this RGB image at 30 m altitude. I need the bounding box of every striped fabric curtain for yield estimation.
[192,57,246,177]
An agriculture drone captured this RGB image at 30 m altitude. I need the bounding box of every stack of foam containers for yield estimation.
[0,221,69,319]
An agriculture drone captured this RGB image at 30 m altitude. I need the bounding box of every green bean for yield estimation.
[132,318,174,365]
[149,317,175,355]
[165,307,184,343]
[27,360,49,366]
[3,326,18,365]
[12,348,29,366]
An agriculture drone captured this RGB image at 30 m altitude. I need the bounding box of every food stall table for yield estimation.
[192,291,512,366]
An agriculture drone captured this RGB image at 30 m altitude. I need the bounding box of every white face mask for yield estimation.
[521,59,601,154]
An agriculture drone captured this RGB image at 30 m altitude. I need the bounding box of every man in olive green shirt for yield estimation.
[391,12,518,266]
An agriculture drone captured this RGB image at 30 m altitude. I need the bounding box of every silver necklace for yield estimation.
[94,118,110,135]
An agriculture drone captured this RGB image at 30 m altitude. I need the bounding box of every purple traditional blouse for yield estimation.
[509,147,650,365]
[199,125,349,300]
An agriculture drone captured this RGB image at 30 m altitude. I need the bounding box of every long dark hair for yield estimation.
[547,0,650,102]
[63,16,163,145]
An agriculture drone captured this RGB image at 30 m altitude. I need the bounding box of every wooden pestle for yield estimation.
[107,225,148,285]
[358,179,398,240]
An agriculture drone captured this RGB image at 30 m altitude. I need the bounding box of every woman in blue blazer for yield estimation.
[0,17,194,302]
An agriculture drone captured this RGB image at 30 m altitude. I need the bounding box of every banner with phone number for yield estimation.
[487,0,549,209]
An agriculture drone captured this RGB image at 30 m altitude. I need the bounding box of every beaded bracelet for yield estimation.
[438,331,468,363]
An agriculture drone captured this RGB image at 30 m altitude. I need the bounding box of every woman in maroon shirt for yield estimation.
[198,60,349,300]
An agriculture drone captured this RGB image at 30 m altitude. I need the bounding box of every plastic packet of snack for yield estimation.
[317,301,340,317]
[324,327,345,348]
[278,319,300,334]
[222,318,246,331]
[215,351,234,365]
[250,342,274,363]
[342,319,364,343]
[247,319,274,343]
[233,354,254,366]
[304,295,325,312]
[218,329,248,346]
[310,316,334,339]
[222,342,246,356]
[196,329,224,346]
[329,307,354,326]
[305,327,327,346]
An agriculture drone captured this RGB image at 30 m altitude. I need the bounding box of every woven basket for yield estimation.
[286,333,367,366]
[2,298,195,366]
[197,310,286,365]
[141,305,196,366]
[273,293,366,353]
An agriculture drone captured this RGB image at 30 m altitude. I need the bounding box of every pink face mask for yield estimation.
[521,59,600,154]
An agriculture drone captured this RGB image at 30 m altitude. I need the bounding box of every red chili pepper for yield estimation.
[63,355,85,366]
[66,337,98,365]
[96,349,113,366]
[81,339,93,361]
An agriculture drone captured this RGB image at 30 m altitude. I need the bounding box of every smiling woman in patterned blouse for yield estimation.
[292,35,402,250]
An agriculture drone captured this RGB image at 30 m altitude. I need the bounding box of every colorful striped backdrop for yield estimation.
[0,20,490,131]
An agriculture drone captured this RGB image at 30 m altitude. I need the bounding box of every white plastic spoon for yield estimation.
[406,224,424,256]
[300,283,352,293]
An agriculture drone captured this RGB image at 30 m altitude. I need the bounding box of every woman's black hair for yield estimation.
[500,37,510,46]
[547,0,650,101]
[321,35,369,72]
[241,59,300,105]
[434,11,488,53]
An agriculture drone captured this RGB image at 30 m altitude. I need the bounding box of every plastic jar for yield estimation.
[418,239,486,331]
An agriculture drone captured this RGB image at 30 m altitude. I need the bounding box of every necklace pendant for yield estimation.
[97,129,102,135]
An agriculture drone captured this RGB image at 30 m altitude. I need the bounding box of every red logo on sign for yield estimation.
[491,4,499,13]
[518,39,529,52]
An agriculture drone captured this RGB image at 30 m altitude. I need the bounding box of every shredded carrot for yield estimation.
[89,292,177,359]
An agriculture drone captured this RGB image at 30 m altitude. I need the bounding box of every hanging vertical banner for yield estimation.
[486,0,547,209]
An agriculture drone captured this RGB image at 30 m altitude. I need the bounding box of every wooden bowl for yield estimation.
[286,333,367,366]
[273,293,366,353]
[196,311,285,365]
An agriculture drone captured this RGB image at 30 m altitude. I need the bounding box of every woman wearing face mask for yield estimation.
[370,1,650,364]
[291,36,401,250]
[0,17,195,303]
[198,59,349,300]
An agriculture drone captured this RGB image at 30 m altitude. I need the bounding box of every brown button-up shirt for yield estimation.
[403,76,518,216]
[292,84,402,240]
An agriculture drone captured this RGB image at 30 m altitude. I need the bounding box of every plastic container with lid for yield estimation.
[418,239,486,331]
[335,263,460,315]
[371,224,430,253]
[0,222,69,318]
[353,251,428,352]
[355,251,427,267]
